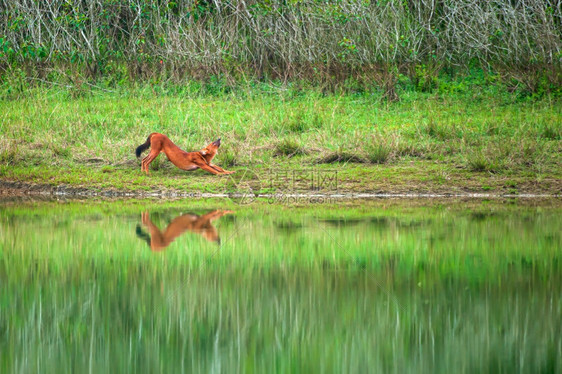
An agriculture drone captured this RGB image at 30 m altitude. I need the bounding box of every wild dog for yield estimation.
[136,210,233,251]
[135,133,234,175]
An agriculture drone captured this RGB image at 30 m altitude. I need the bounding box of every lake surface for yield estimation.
[0,199,560,373]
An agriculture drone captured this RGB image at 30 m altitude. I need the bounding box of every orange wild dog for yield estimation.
[136,210,233,251]
[135,133,234,175]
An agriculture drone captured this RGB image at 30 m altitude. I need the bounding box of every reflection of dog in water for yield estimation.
[136,210,233,251]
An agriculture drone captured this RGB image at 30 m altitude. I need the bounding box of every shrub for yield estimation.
[365,143,392,164]
[316,151,366,164]
[273,139,308,158]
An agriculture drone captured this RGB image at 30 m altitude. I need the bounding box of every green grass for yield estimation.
[0,86,560,195]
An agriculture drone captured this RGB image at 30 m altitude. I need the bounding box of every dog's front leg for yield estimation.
[210,164,235,174]
[198,163,224,175]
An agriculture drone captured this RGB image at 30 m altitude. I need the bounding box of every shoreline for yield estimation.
[1,179,560,200]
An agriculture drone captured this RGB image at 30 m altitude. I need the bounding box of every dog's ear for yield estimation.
[200,149,208,155]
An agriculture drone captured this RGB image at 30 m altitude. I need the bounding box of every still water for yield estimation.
[0,199,560,373]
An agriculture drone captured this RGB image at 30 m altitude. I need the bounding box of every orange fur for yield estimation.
[135,133,234,175]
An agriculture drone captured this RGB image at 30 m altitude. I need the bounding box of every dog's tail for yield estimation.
[135,224,152,247]
[135,134,153,158]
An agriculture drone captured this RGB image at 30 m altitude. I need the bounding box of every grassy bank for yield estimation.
[0,85,561,195]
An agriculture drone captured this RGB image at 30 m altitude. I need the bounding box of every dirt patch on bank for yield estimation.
[0,180,202,198]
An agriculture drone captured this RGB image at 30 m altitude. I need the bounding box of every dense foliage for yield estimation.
[1,0,561,95]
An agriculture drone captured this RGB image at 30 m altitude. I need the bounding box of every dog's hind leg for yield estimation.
[141,153,154,173]
[141,157,147,173]
[142,149,160,175]
[141,155,150,173]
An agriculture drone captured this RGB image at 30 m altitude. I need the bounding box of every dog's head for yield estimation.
[200,138,221,159]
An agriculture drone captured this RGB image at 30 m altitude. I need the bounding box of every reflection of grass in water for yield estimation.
[1,270,560,372]
[1,199,560,280]
[0,200,561,372]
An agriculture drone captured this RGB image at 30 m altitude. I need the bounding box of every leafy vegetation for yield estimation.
[1,0,560,98]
